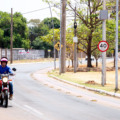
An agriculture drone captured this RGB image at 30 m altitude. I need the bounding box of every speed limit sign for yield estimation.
[97,41,109,52]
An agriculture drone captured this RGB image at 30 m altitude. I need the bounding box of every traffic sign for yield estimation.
[73,37,78,43]
[54,42,63,51]
[97,41,109,52]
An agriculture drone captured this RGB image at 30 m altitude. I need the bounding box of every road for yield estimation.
[0,61,120,120]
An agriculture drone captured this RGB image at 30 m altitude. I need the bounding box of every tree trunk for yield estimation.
[114,55,115,67]
[96,58,98,67]
[87,37,92,67]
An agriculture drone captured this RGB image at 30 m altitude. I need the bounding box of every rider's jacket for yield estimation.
[0,65,13,79]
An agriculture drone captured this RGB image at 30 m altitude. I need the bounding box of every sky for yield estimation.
[0,0,59,21]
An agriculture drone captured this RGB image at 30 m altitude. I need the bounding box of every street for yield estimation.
[0,62,120,120]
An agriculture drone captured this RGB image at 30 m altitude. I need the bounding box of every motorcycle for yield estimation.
[0,68,16,108]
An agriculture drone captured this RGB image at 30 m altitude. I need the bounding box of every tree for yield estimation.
[68,0,104,67]
[66,28,74,67]
[13,12,30,48]
[0,29,4,48]
[0,11,30,49]
[42,0,104,67]
[77,19,116,67]
[43,0,120,68]
[32,37,53,50]
[42,17,60,29]
[28,19,41,27]
[29,19,49,37]
[42,29,60,45]
[29,19,50,48]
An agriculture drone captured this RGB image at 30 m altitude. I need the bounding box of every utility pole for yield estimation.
[0,48,2,58]
[74,5,77,73]
[10,8,13,64]
[115,0,119,91]
[48,1,56,70]
[5,48,7,57]
[60,0,66,73]
[102,0,106,86]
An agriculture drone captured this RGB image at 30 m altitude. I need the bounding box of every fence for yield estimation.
[0,48,45,60]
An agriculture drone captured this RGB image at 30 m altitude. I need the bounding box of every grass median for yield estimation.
[48,61,120,94]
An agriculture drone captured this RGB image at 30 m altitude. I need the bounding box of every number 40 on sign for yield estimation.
[97,41,109,52]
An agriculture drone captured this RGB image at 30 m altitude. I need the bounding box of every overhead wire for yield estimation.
[22,6,53,15]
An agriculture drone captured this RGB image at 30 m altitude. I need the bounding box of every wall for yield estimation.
[0,49,45,60]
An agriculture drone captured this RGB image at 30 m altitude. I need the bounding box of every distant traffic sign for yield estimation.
[97,41,109,52]
[54,42,63,51]
[73,37,78,43]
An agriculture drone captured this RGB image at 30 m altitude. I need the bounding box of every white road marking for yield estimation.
[24,105,43,116]
[10,101,44,119]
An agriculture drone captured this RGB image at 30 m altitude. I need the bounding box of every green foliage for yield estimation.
[42,29,60,45]
[32,37,53,50]
[42,17,60,29]
[0,11,30,49]
[28,19,41,26]
[29,23,49,37]
[77,19,116,57]
[29,17,60,49]
[22,39,30,49]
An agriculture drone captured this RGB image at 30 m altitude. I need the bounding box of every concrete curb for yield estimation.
[50,75,120,98]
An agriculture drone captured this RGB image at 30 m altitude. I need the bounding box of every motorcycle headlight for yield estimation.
[3,77,8,83]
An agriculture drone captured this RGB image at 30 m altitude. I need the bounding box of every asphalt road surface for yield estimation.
[0,61,120,120]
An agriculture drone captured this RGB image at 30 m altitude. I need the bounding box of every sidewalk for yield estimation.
[32,68,120,109]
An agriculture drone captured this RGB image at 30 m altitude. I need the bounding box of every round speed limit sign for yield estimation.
[97,41,109,52]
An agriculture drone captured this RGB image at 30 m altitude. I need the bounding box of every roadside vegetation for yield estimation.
[42,0,118,67]
[49,61,120,93]
[0,11,60,52]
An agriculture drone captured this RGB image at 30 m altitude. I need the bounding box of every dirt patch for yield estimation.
[67,67,120,72]
[85,80,98,85]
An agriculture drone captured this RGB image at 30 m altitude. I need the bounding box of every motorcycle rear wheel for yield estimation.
[4,91,8,108]
[0,96,3,105]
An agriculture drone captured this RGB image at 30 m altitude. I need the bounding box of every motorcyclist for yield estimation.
[0,57,14,100]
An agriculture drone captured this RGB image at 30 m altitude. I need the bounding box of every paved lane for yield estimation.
[0,62,120,120]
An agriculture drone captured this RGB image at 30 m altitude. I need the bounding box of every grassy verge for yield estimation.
[48,69,120,94]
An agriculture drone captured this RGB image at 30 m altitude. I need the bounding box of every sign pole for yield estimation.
[102,0,106,86]
[115,0,119,91]
[74,5,77,73]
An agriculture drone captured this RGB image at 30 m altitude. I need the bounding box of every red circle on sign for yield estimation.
[97,41,109,52]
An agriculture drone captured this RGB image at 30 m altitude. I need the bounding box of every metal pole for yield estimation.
[48,1,56,70]
[115,0,119,91]
[101,0,106,86]
[59,0,62,74]
[74,5,77,73]
[10,8,13,64]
